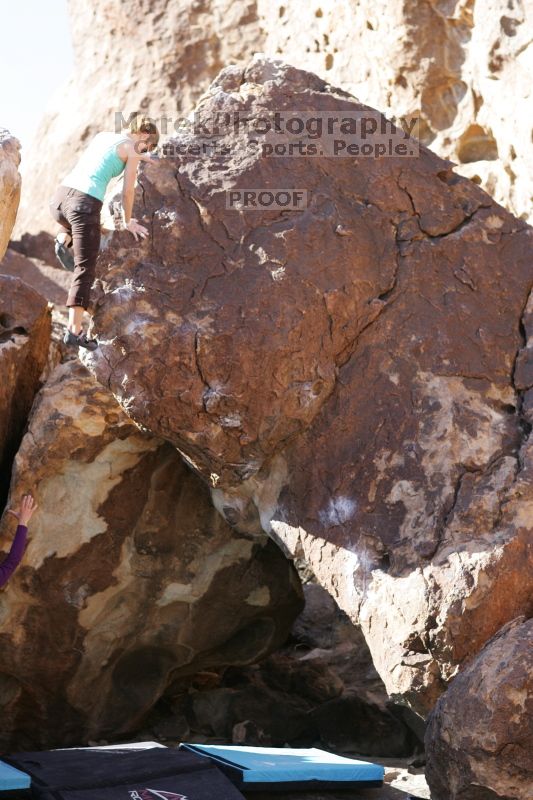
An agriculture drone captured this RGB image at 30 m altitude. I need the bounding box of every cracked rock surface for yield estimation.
[257,0,533,224]
[425,616,533,800]
[0,275,51,506]
[83,56,533,718]
[0,359,302,750]
[0,131,52,506]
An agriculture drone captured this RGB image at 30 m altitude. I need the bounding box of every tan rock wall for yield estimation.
[0,130,21,258]
[257,0,532,222]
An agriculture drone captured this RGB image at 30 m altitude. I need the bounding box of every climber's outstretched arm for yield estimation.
[0,494,38,588]
[119,143,150,242]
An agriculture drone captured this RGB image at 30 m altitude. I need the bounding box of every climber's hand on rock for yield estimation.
[139,152,163,166]
[126,218,149,242]
[7,494,38,526]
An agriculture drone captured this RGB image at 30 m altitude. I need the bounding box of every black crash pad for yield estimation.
[3,744,246,800]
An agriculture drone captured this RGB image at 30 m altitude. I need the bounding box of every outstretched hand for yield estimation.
[126,217,149,242]
[7,494,38,526]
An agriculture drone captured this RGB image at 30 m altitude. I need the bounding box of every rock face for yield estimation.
[257,0,533,223]
[83,56,533,716]
[0,275,51,506]
[13,0,532,245]
[0,130,21,259]
[0,359,302,750]
[9,231,57,270]
[425,616,533,800]
[0,135,50,505]
[0,247,71,308]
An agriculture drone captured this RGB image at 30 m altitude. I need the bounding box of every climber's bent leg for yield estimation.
[49,185,75,268]
[48,185,71,234]
[61,189,102,350]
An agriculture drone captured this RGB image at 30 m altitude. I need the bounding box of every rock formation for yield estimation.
[12,0,532,245]
[83,56,533,718]
[2,0,531,776]
[257,0,533,223]
[0,276,51,507]
[0,130,21,259]
[0,247,71,308]
[156,582,421,756]
[0,359,302,750]
[9,231,57,270]
[425,616,533,800]
[0,131,52,506]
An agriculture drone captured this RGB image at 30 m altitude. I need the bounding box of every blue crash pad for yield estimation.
[179,744,384,789]
[0,759,31,790]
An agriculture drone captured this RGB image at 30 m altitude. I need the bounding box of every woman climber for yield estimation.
[49,113,160,351]
[0,494,38,588]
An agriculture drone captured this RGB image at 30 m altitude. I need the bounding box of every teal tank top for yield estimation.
[61,132,130,202]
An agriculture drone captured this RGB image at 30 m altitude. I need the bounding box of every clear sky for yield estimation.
[0,1,73,150]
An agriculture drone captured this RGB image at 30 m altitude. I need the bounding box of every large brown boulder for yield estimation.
[425,616,533,800]
[0,129,21,259]
[83,56,533,717]
[0,360,302,750]
[0,275,51,505]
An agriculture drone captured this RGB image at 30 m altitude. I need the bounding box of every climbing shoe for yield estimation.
[63,329,98,351]
[54,234,75,271]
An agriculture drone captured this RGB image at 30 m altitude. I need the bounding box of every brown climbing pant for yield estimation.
[49,185,103,310]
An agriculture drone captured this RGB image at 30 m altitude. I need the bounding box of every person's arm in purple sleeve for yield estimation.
[0,524,28,588]
[0,494,38,588]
